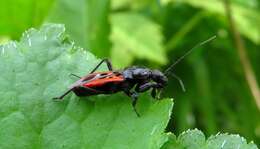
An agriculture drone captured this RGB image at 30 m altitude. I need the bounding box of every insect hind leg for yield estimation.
[69,73,81,79]
[53,89,73,101]
[90,58,113,73]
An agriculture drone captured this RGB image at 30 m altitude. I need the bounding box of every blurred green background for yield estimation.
[0,0,259,145]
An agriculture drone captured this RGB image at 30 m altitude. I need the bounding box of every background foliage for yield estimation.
[0,0,259,147]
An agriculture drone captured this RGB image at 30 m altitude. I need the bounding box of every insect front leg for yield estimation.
[169,73,186,92]
[124,90,140,117]
[135,82,162,98]
[90,58,113,73]
[151,88,157,98]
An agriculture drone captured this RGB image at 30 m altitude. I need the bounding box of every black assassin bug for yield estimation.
[53,36,216,116]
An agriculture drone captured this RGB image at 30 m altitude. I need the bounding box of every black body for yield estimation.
[53,59,168,116]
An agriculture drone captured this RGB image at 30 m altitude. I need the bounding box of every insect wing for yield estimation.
[67,72,111,89]
[83,73,124,88]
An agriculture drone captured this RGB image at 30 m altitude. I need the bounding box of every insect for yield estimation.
[53,36,216,116]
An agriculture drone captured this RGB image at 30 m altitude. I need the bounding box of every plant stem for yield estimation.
[223,0,260,110]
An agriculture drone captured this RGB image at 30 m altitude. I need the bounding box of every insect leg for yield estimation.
[53,88,73,100]
[69,73,81,78]
[90,58,113,73]
[135,82,162,98]
[151,88,157,98]
[135,82,162,92]
[124,90,140,117]
[169,73,186,92]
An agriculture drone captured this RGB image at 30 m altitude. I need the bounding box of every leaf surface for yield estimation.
[0,24,173,149]
[161,129,259,149]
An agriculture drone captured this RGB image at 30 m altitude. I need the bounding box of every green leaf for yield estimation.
[178,0,260,44]
[111,0,153,10]
[110,12,167,68]
[161,129,259,149]
[0,0,54,39]
[46,0,111,57]
[0,24,173,149]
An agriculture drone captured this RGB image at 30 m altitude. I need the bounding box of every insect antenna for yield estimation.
[158,35,216,96]
[164,35,217,75]
[169,73,186,92]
